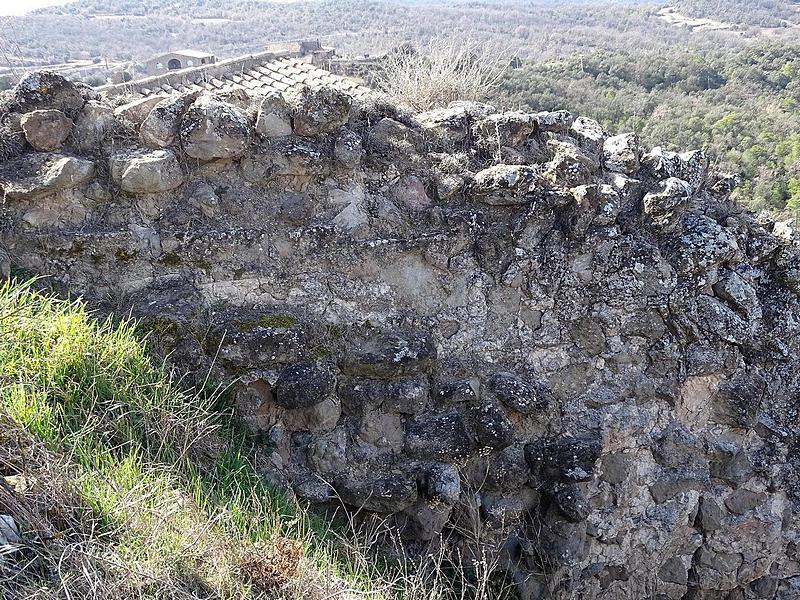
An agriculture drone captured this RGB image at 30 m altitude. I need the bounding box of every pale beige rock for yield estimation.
[677,374,722,430]
[73,101,115,152]
[20,109,73,151]
[139,91,198,148]
[603,132,640,174]
[0,153,94,200]
[109,148,184,194]
[114,95,167,127]
[473,164,542,205]
[255,94,292,138]
[180,95,251,160]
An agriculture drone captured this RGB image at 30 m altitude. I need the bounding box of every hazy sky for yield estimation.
[0,0,74,16]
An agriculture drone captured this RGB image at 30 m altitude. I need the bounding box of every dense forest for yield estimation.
[669,0,800,27]
[2,0,800,211]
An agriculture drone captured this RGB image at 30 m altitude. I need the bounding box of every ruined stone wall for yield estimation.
[1,70,800,599]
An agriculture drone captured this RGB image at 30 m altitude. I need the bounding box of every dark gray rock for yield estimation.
[709,440,753,485]
[212,315,309,369]
[750,574,779,598]
[474,224,514,275]
[530,504,588,572]
[405,409,476,460]
[415,101,494,144]
[568,316,606,355]
[334,128,363,168]
[600,452,629,485]
[335,469,418,513]
[659,557,688,586]
[696,496,724,532]
[713,270,762,321]
[435,379,478,405]
[525,433,602,483]
[650,474,705,503]
[369,117,422,151]
[488,372,551,415]
[695,295,751,347]
[652,422,709,474]
[473,445,530,492]
[421,463,461,505]
[694,546,742,574]
[274,362,335,409]
[240,136,331,184]
[551,484,589,523]
[472,401,514,450]
[671,214,739,277]
[338,376,428,415]
[724,489,767,515]
[340,331,436,379]
[401,500,452,540]
[712,368,766,429]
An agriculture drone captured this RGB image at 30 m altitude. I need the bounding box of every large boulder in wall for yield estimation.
[109,148,184,194]
[0,153,94,201]
[139,91,199,148]
[8,71,86,117]
[20,109,72,151]
[180,95,252,160]
[285,85,352,137]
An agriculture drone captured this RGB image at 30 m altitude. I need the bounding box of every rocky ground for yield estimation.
[0,69,799,599]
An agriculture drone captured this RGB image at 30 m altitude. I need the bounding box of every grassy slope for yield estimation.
[0,279,456,600]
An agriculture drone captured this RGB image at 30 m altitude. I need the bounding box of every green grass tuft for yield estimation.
[0,278,514,600]
[0,280,384,599]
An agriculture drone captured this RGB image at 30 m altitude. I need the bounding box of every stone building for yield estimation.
[143,49,216,76]
[100,40,359,100]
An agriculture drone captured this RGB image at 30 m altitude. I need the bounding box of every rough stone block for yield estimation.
[21,109,72,151]
[286,85,352,136]
[525,433,602,483]
[0,152,94,201]
[488,372,551,415]
[405,409,476,460]
[340,331,436,379]
[274,362,335,409]
[109,148,183,193]
[180,96,251,160]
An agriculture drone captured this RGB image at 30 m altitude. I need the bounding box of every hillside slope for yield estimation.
[0,279,474,599]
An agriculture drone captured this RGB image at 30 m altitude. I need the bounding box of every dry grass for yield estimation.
[374,37,507,112]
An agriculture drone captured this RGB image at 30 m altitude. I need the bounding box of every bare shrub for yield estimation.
[374,37,507,112]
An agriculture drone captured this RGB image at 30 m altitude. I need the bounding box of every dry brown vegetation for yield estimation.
[373,38,507,112]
